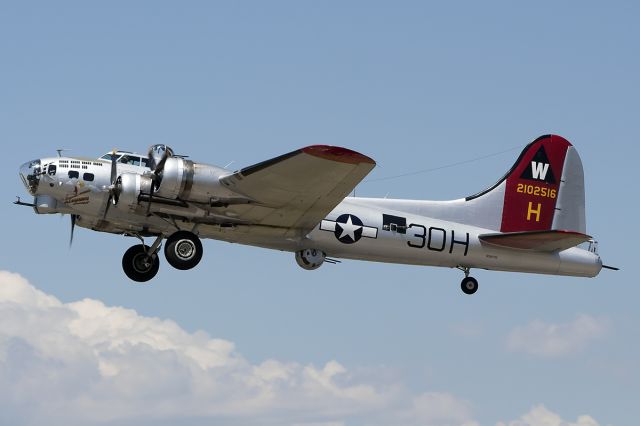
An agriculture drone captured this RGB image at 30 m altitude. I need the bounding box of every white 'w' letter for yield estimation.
[531,162,549,180]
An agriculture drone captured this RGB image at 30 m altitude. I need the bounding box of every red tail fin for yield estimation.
[462,135,585,233]
[500,135,572,232]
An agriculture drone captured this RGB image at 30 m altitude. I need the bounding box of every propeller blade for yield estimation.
[148,144,174,174]
[103,194,113,219]
[154,151,170,176]
[113,175,121,205]
[110,149,118,184]
[69,214,77,248]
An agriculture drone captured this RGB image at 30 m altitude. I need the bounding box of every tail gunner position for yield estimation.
[17,135,616,294]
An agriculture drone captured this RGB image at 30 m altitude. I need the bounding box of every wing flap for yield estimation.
[479,230,591,252]
[219,145,375,235]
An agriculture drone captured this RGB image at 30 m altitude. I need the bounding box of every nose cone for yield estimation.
[19,159,41,195]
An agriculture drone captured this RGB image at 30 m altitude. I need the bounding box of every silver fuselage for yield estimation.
[19,155,602,279]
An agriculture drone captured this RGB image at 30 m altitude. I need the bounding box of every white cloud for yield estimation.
[0,270,475,426]
[506,315,609,358]
[497,404,600,426]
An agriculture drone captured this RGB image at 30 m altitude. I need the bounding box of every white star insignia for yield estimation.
[338,215,362,241]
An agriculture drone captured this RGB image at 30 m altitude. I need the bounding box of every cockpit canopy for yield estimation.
[99,151,150,168]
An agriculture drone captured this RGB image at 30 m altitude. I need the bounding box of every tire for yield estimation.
[164,231,203,270]
[122,244,160,282]
[461,277,478,295]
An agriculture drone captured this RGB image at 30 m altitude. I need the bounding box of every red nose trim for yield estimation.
[302,145,375,165]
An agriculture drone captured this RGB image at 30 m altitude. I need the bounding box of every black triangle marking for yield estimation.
[520,145,556,183]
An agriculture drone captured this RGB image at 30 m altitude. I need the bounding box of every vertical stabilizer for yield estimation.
[466,135,586,233]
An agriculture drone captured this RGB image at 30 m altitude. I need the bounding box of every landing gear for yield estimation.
[122,244,160,282]
[458,266,478,295]
[164,231,203,270]
[461,277,478,295]
[121,231,203,281]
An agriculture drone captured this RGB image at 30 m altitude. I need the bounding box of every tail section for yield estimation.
[467,135,586,233]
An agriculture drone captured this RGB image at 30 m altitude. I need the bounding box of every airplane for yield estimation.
[16,134,617,294]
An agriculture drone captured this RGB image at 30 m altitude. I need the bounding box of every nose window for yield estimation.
[83,173,95,181]
[68,170,79,179]
[47,165,57,176]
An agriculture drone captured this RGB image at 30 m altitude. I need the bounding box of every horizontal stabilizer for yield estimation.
[479,230,591,252]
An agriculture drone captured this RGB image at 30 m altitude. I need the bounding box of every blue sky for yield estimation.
[0,2,637,425]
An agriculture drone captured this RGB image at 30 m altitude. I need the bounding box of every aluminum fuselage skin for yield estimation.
[20,155,602,279]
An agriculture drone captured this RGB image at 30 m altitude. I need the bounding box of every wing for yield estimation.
[479,230,591,252]
[219,145,376,236]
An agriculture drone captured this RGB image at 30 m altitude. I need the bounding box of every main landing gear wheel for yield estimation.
[164,231,203,270]
[461,277,479,295]
[122,244,160,282]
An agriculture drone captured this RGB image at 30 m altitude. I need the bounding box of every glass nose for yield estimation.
[19,159,41,195]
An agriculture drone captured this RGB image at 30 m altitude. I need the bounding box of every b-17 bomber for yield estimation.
[17,135,616,294]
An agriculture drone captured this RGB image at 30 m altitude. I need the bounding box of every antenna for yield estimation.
[56,148,70,158]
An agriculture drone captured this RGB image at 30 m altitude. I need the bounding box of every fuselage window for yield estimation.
[83,173,95,181]
[47,164,57,176]
[141,157,150,168]
[68,170,79,179]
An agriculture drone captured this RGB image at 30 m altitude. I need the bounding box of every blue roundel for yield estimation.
[334,214,364,244]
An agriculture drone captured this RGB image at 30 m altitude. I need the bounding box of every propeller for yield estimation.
[145,144,174,216]
[102,150,122,219]
[110,149,118,185]
[148,144,174,173]
[69,214,78,248]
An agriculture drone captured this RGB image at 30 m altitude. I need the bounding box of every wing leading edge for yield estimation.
[219,145,375,236]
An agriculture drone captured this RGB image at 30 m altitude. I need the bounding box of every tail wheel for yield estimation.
[461,277,479,295]
[122,244,160,282]
[164,231,203,270]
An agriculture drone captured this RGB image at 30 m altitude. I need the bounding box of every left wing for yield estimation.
[479,230,592,252]
[219,145,375,236]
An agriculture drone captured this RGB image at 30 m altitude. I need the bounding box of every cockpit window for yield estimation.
[100,152,148,167]
[119,155,141,166]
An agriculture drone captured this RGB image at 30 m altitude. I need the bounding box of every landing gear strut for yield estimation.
[122,235,163,282]
[458,267,478,295]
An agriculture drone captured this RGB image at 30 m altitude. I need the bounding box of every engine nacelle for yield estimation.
[117,173,152,212]
[295,249,326,270]
[155,157,230,202]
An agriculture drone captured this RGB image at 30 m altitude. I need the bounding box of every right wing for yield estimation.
[219,145,375,236]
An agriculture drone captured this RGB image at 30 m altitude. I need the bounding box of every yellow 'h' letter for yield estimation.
[527,202,542,222]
